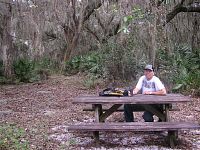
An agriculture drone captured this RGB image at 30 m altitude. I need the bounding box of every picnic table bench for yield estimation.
[68,94,200,148]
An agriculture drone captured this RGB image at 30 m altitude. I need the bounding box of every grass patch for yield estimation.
[0,124,29,150]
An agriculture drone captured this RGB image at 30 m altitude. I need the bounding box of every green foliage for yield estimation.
[64,52,104,89]
[65,52,103,76]
[30,57,59,82]
[13,58,34,82]
[12,57,58,83]
[83,74,99,89]
[65,34,147,85]
[118,6,144,34]
[0,76,10,84]
[0,124,29,150]
[172,46,200,94]
[131,6,144,19]
[34,57,59,73]
[157,45,200,95]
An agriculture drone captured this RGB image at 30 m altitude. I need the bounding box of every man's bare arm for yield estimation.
[144,88,167,95]
[132,88,140,95]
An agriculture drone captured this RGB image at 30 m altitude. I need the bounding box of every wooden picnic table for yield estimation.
[73,94,190,122]
[69,94,200,148]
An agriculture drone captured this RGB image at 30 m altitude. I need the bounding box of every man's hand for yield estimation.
[131,88,139,96]
[143,89,167,95]
[144,91,152,95]
[128,90,137,96]
[132,91,137,95]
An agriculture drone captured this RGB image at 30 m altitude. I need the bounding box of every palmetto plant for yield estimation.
[156,45,200,95]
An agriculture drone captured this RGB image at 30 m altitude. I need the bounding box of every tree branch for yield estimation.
[0,0,13,5]
[182,4,200,12]
[0,0,13,16]
[107,21,120,37]
[71,0,78,27]
[85,25,100,42]
[95,11,106,34]
[82,0,103,23]
[165,2,200,25]
[157,0,165,7]
[105,14,115,29]
[180,0,186,5]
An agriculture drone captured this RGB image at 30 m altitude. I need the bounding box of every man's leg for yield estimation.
[142,111,154,122]
[143,104,164,122]
[124,104,134,122]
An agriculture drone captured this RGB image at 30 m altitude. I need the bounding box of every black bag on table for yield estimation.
[99,88,129,97]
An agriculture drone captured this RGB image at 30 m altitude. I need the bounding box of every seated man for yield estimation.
[124,64,167,122]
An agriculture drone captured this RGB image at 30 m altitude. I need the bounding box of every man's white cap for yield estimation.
[144,64,154,71]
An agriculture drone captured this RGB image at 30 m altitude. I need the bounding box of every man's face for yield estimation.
[144,69,154,80]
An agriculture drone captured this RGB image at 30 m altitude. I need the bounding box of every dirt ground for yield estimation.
[0,75,200,150]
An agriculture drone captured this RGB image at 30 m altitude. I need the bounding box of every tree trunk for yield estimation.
[191,13,199,51]
[1,2,14,78]
[149,1,158,66]
[60,0,103,72]
[60,22,81,72]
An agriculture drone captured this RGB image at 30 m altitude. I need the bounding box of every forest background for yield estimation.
[0,0,200,95]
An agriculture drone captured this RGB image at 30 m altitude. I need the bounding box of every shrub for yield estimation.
[0,76,8,84]
[172,46,200,94]
[64,51,103,76]
[1,57,54,83]
[13,58,34,82]
[33,57,59,73]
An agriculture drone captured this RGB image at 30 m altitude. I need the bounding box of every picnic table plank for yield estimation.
[73,94,190,104]
[68,122,200,132]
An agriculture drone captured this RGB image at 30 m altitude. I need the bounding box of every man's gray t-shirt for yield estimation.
[136,76,165,94]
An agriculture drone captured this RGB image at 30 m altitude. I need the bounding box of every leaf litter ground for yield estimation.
[0,75,200,150]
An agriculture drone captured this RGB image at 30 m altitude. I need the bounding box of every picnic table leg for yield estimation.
[165,104,170,122]
[99,104,122,122]
[168,130,178,148]
[93,104,102,142]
